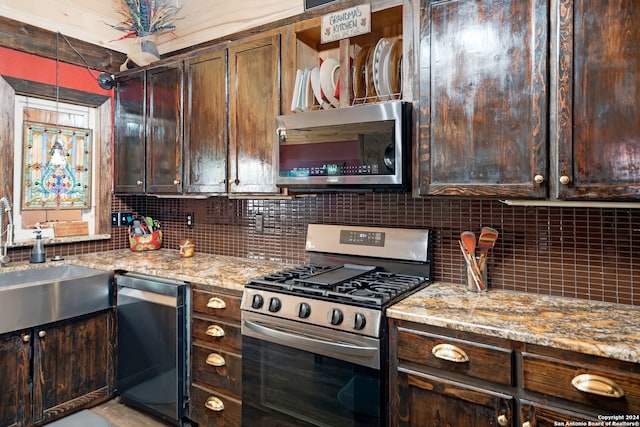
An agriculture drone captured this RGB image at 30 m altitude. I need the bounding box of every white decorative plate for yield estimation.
[320,57,340,108]
[372,38,390,100]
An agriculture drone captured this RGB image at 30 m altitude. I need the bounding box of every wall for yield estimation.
[0,47,112,96]
[7,194,639,306]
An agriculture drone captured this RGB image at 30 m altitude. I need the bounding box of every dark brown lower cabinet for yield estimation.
[0,310,115,426]
[0,331,30,427]
[190,286,243,426]
[520,402,598,426]
[390,319,640,427]
[396,368,513,426]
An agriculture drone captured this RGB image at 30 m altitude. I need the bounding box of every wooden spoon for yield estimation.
[460,231,484,290]
[460,231,478,261]
[477,227,499,270]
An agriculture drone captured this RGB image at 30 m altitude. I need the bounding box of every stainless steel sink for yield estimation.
[0,264,114,334]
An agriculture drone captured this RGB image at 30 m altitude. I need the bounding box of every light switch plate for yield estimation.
[255,214,264,233]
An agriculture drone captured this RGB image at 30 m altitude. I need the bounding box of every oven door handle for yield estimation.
[243,319,380,369]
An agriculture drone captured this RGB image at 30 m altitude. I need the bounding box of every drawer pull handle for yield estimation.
[206,324,225,337]
[206,353,226,367]
[432,343,469,363]
[207,297,226,309]
[571,374,625,398]
[205,396,225,412]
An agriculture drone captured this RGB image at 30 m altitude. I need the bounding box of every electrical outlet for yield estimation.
[111,212,119,226]
[119,212,133,226]
[186,212,195,228]
[255,214,264,233]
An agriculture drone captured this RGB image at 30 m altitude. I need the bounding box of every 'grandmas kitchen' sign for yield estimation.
[321,4,371,43]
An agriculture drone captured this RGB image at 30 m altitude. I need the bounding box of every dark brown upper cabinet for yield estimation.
[114,62,184,195]
[114,70,146,194]
[417,0,548,199]
[228,33,282,195]
[146,64,184,194]
[183,48,228,194]
[551,0,640,200]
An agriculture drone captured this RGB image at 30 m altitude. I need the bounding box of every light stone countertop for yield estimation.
[4,254,638,364]
[387,282,640,364]
[1,249,290,292]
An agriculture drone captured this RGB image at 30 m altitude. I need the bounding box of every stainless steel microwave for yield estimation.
[275,101,411,191]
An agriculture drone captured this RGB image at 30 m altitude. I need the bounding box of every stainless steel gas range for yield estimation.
[241,224,432,427]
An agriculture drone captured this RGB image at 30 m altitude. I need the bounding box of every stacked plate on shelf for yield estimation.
[353,37,403,103]
[290,36,402,112]
[291,58,341,112]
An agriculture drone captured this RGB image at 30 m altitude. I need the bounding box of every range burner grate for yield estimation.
[250,265,427,307]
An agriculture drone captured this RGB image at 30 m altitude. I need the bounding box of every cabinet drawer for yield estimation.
[396,326,513,385]
[522,353,640,413]
[190,383,241,427]
[192,344,241,396]
[192,316,241,354]
[192,288,241,321]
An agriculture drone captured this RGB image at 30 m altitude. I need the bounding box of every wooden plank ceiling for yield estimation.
[0,0,303,56]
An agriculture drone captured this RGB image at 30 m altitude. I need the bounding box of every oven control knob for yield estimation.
[251,294,264,309]
[328,308,344,325]
[350,312,367,330]
[268,297,282,312]
[298,302,312,318]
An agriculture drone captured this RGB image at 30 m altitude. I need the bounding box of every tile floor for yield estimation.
[88,398,173,427]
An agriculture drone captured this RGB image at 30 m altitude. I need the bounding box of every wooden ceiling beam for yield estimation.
[0,15,126,75]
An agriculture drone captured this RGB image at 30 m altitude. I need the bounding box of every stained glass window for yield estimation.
[22,121,92,209]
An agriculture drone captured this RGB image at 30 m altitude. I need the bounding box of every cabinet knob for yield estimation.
[206,324,225,338]
[533,174,544,184]
[38,330,46,338]
[431,343,469,363]
[206,297,226,309]
[206,353,226,367]
[173,179,181,185]
[571,373,625,398]
[497,414,509,426]
[23,334,30,343]
[218,179,226,184]
[559,175,570,185]
[204,396,225,412]
[522,422,532,427]
[136,180,143,186]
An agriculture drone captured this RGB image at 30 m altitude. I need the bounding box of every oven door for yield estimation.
[242,311,383,427]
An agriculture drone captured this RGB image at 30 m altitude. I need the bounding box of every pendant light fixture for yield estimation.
[47,31,67,169]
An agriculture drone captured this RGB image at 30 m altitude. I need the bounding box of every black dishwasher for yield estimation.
[116,273,190,426]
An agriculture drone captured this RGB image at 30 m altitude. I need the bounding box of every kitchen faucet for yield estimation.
[0,196,14,265]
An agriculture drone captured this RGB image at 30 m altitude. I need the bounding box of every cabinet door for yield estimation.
[395,369,513,426]
[418,0,548,198]
[553,0,640,200]
[32,311,114,424]
[0,331,30,427]
[228,34,281,194]
[146,63,184,194]
[184,49,228,194]
[114,71,146,193]
[521,403,597,426]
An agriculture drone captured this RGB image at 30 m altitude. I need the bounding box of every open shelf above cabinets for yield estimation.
[288,4,407,112]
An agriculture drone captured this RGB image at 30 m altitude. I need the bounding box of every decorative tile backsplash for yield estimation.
[10,194,639,306]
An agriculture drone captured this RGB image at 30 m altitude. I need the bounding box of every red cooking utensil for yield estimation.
[477,226,499,270]
[459,232,484,291]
